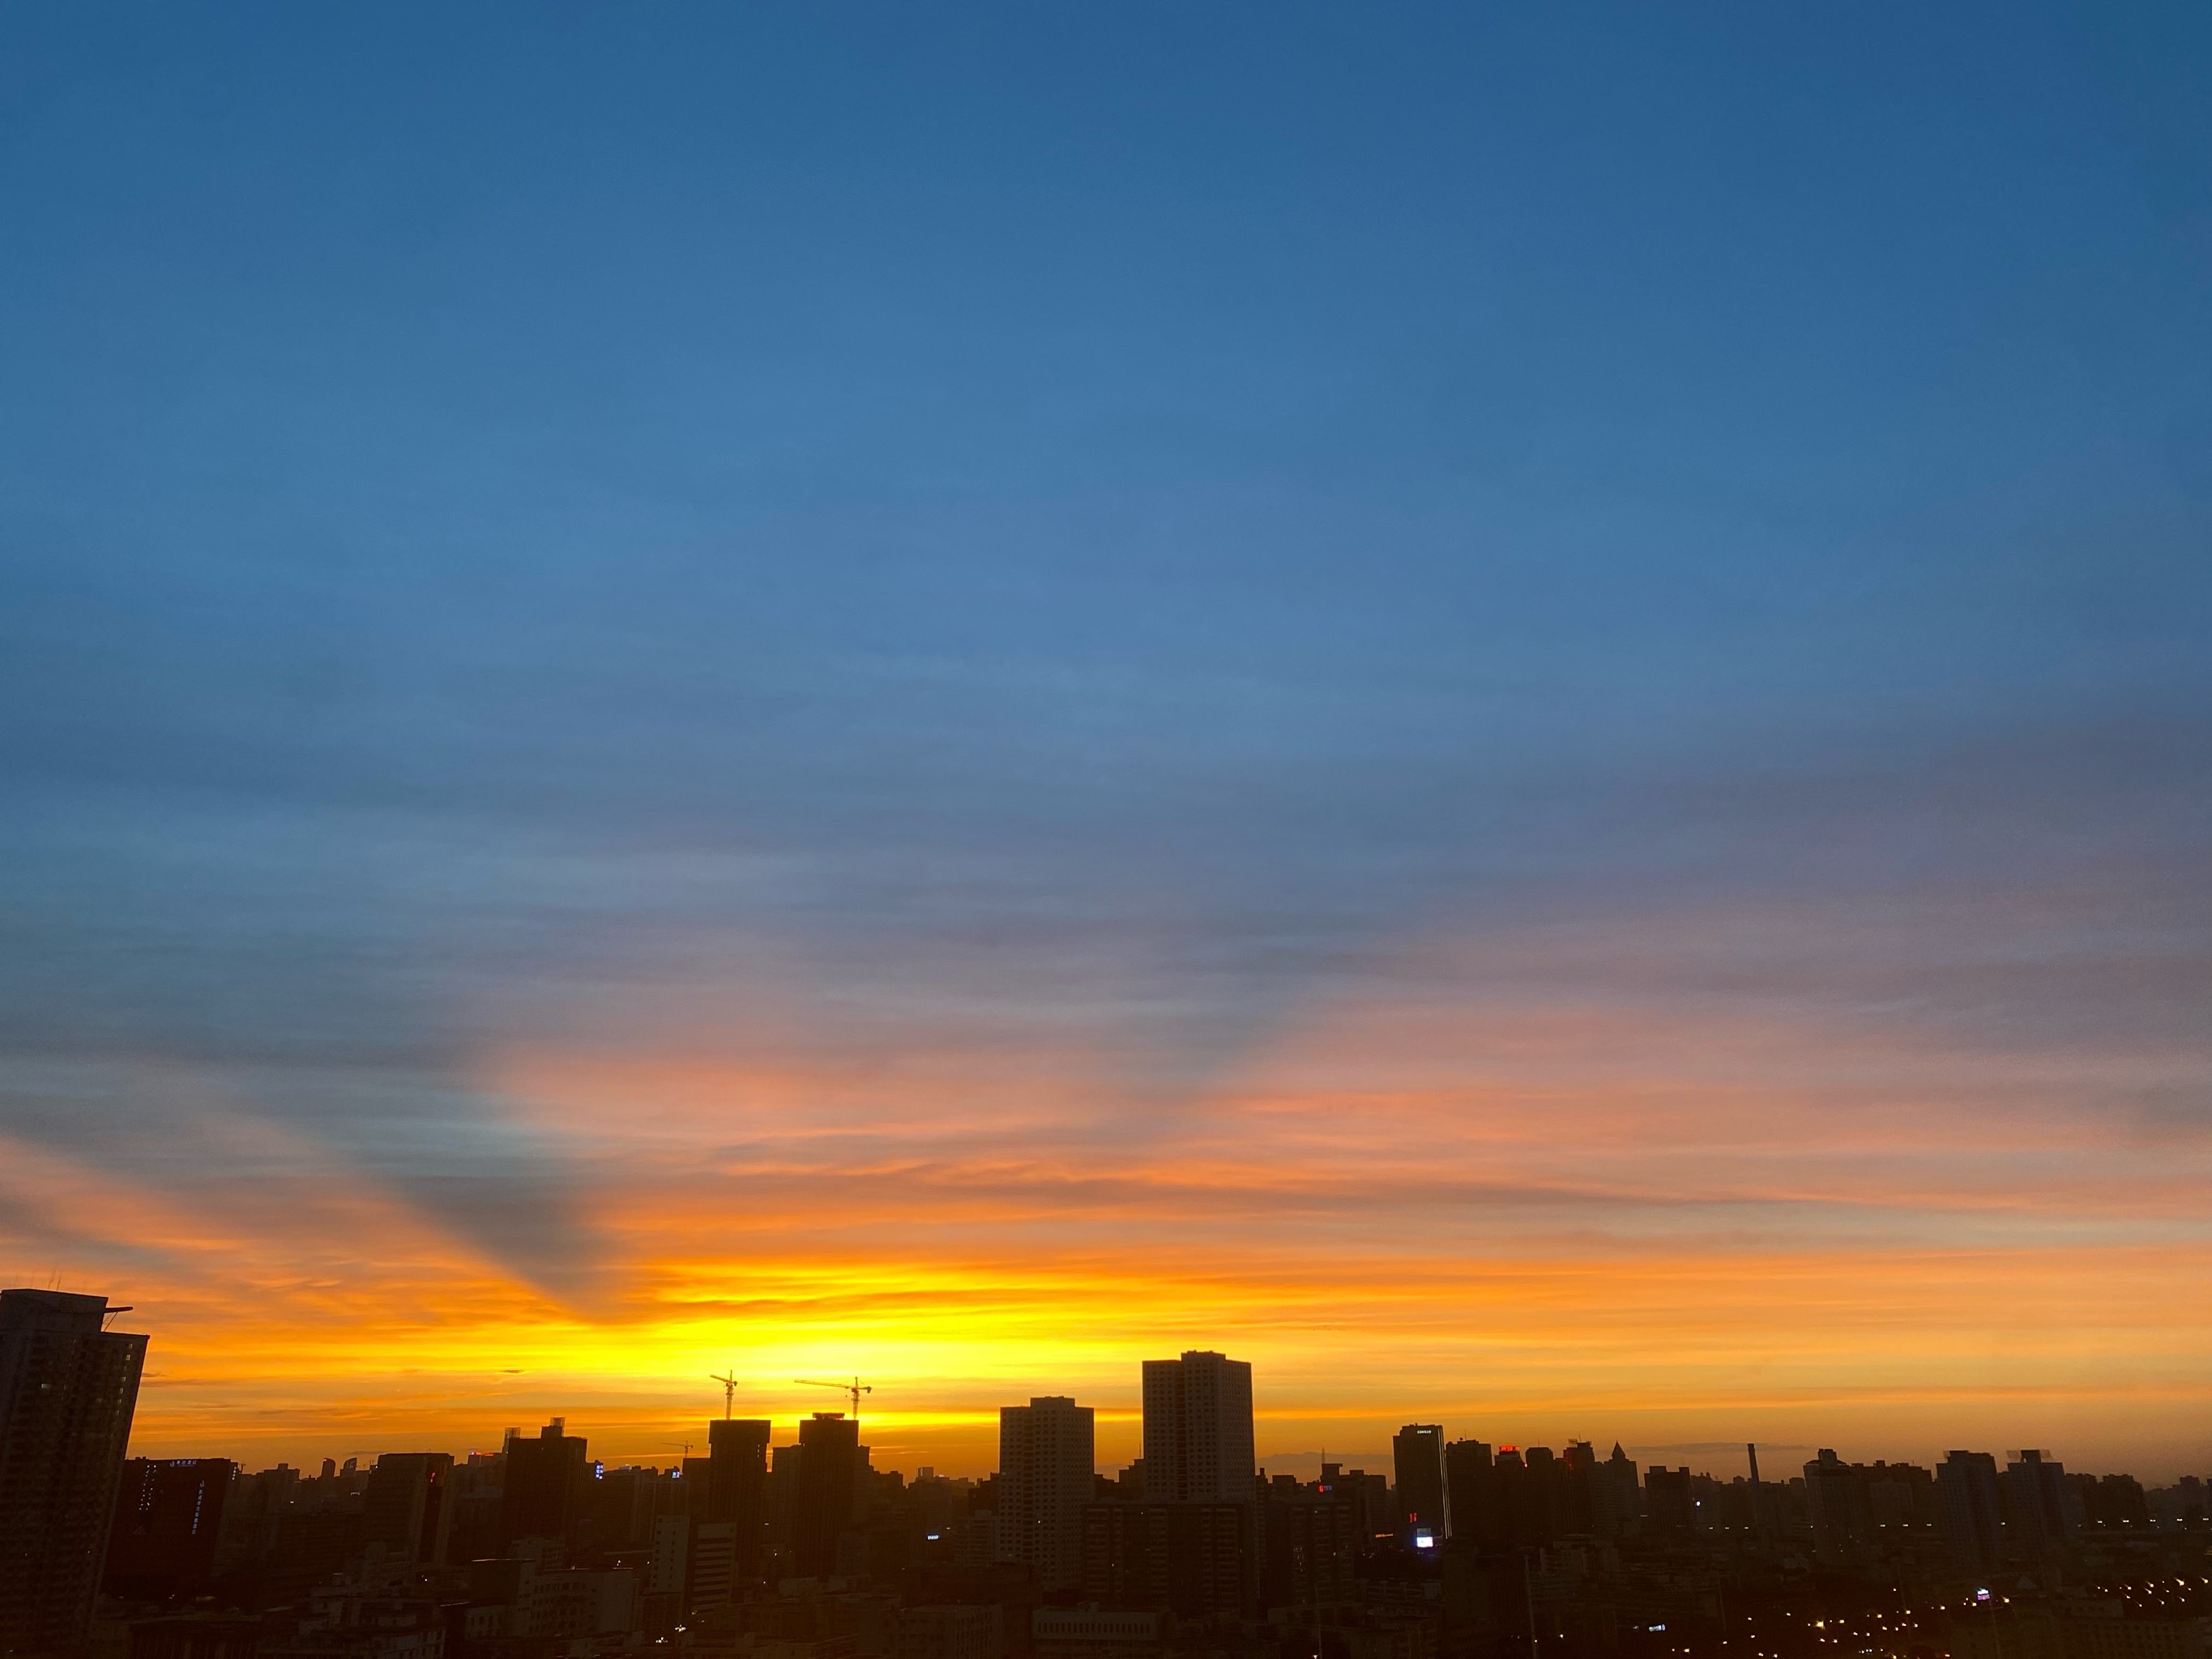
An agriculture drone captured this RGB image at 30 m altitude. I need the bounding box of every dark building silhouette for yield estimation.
[361,1452,454,1566]
[1557,1441,1598,1536]
[1595,1443,1641,1536]
[704,1418,771,1580]
[1862,1459,1937,1533]
[1804,1449,1873,1556]
[1937,1451,2008,1575]
[794,1413,862,1577]
[2072,1471,2150,1531]
[1641,1465,1693,1538]
[1129,1352,1256,1613]
[105,1457,234,1600]
[1489,1446,1561,1546]
[0,1289,148,1657]
[1390,1424,1450,1545]
[501,1419,588,1552]
[443,1452,504,1565]
[2005,1450,2074,1558]
[1259,1481,1356,1610]
[997,1397,1094,1592]
[1522,1445,1565,1542]
[1444,1439,1498,1548]
[1080,1501,1250,1618]
[1138,1353,1253,1503]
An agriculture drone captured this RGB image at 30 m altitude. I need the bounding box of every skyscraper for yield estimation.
[1804,1450,1873,1558]
[705,1418,771,1581]
[2004,1450,2073,1558]
[106,1457,235,1599]
[793,1413,862,1577]
[502,1420,588,1553]
[997,1397,1095,1591]
[363,1452,455,1565]
[1391,1424,1450,1545]
[1938,1450,2003,1572]
[1595,1444,1642,1537]
[0,1290,148,1657]
[1138,1352,1253,1503]
[1444,1440,1498,1546]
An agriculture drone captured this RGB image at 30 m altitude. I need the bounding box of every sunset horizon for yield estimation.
[3,11,2210,1653]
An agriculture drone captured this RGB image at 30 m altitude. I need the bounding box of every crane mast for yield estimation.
[794,1375,873,1419]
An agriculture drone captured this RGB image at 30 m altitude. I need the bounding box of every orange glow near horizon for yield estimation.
[8,932,2210,1481]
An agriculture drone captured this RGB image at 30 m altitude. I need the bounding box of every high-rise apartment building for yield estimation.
[106,1457,234,1599]
[0,1289,148,1657]
[363,1452,455,1565]
[1595,1444,1642,1537]
[1080,1500,1250,1619]
[1804,1450,1873,1557]
[793,1413,863,1577]
[1259,1480,1357,1610]
[2004,1451,2073,1558]
[1938,1451,2004,1573]
[1442,1441,1495,1546]
[1390,1424,1450,1545]
[705,1418,771,1581]
[997,1397,1095,1591]
[1138,1352,1253,1504]
[502,1420,588,1552]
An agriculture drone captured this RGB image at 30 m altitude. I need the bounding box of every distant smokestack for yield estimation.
[1747,1443,1761,1483]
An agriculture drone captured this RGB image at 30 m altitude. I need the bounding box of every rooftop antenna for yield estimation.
[795,1376,872,1420]
[711,1371,741,1420]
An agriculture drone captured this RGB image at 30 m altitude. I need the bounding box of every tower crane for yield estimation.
[711,1371,741,1419]
[794,1376,872,1419]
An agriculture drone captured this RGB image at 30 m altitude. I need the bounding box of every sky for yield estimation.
[2,2,2209,1481]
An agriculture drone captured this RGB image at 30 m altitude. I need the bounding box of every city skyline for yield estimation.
[6,1,2211,1503]
[27,1309,2201,1489]
[15,1299,2204,1659]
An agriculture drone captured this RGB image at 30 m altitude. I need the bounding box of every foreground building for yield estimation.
[0,1289,148,1657]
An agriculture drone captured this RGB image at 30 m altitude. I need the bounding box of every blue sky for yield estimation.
[2,3,2209,1468]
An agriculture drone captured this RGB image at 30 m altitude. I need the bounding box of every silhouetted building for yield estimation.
[1939,1450,2004,1572]
[794,1413,863,1576]
[1391,1425,1450,1546]
[1317,1464,1392,1542]
[444,1452,504,1565]
[1138,1353,1253,1503]
[1594,1444,1640,1537]
[1642,1465,1693,1538]
[2072,1471,2150,1531]
[1488,1447,1564,1546]
[1861,1460,1937,1533]
[1444,1441,1500,1548]
[2004,1450,2073,1558]
[502,1420,587,1552]
[997,1397,1094,1592]
[1804,1450,1872,1557]
[1260,1481,1356,1610]
[1557,1441,1598,1536]
[361,1452,454,1567]
[704,1418,770,1580]
[1080,1502,1249,1618]
[0,1289,148,1657]
[1522,1446,1565,1543]
[106,1457,234,1600]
